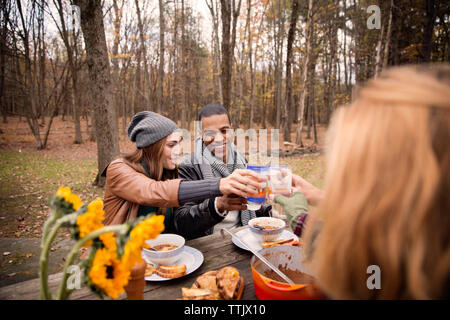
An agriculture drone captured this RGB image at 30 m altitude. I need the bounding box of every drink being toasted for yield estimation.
[268,165,292,197]
[246,164,268,210]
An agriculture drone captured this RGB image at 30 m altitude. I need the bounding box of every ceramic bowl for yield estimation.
[248,217,285,242]
[142,233,185,265]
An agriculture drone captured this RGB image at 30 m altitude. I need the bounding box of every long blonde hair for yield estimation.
[302,64,450,299]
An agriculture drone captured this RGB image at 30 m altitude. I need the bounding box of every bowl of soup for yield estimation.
[142,233,185,265]
[248,217,285,242]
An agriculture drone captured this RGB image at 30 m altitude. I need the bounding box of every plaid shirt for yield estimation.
[293,212,309,237]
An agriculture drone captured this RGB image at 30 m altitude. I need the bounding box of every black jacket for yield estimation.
[174,159,272,240]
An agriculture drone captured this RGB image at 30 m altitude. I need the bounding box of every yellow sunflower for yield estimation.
[76,198,105,246]
[88,248,130,299]
[121,215,165,269]
[56,186,82,211]
[99,232,117,251]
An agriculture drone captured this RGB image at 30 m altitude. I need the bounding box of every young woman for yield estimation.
[102,111,265,233]
[281,64,450,299]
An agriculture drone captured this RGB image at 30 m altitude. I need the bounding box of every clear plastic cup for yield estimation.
[268,164,292,197]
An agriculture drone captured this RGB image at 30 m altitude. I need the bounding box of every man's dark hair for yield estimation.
[198,103,231,123]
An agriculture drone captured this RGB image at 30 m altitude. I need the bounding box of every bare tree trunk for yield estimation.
[74,0,120,187]
[329,5,338,118]
[383,0,394,68]
[37,3,46,125]
[273,0,285,130]
[206,0,224,105]
[16,0,43,149]
[283,0,299,141]
[135,0,150,108]
[172,0,179,122]
[374,22,385,77]
[230,0,242,122]
[295,0,313,146]
[55,0,83,144]
[134,40,142,114]
[157,0,165,113]
[246,0,255,128]
[180,0,188,128]
[421,0,436,62]
[0,0,9,124]
[312,95,317,144]
[261,69,268,128]
[343,0,350,96]
[220,0,231,110]
[219,0,241,112]
[111,0,123,121]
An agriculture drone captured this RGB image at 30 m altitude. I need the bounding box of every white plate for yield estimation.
[142,245,204,281]
[231,227,299,252]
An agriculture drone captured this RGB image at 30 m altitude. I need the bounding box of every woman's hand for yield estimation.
[273,191,309,231]
[292,174,324,206]
[219,169,267,198]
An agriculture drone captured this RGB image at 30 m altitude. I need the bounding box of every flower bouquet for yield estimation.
[39,187,164,300]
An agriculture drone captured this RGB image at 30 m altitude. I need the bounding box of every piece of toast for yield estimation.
[145,264,157,277]
[192,270,219,291]
[156,264,187,279]
[216,266,244,300]
[180,287,221,300]
[261,238,298,248]
[179,267,244,300]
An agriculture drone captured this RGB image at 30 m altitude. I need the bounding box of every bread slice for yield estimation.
[156,264,187,279]
[216,266,244,300]
[145,264,157,277]
[192,270,219,291]
[181,287,221,300]
[261,238,296,248]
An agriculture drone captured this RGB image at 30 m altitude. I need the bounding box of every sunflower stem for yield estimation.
[39,212,77,300]
[39,211,58,299]
[55,225,126,300]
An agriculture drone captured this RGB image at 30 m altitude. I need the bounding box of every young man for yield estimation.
[174,104,272,240]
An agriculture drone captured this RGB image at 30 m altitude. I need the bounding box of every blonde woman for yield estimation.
[280,65,450,299]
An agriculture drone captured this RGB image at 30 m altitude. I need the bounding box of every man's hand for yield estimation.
[216,194,248,213]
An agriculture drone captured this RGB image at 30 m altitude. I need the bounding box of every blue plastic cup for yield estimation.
[246,165,269,210]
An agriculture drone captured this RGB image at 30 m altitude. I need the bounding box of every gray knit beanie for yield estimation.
[127,111,179,148]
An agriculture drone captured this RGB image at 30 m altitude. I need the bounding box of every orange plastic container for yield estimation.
[250,246,327,300]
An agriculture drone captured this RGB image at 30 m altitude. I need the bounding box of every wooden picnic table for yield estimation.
[0,226,257,300]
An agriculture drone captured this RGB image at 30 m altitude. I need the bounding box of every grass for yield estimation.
[0,151,104,238]
[283,154,326,189]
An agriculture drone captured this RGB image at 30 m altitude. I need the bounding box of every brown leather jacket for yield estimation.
[103,158,182,225]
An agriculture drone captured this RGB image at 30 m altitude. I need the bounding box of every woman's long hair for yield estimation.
[121,137,178,217]
[122,137,177,181]
[302,64,450,299]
